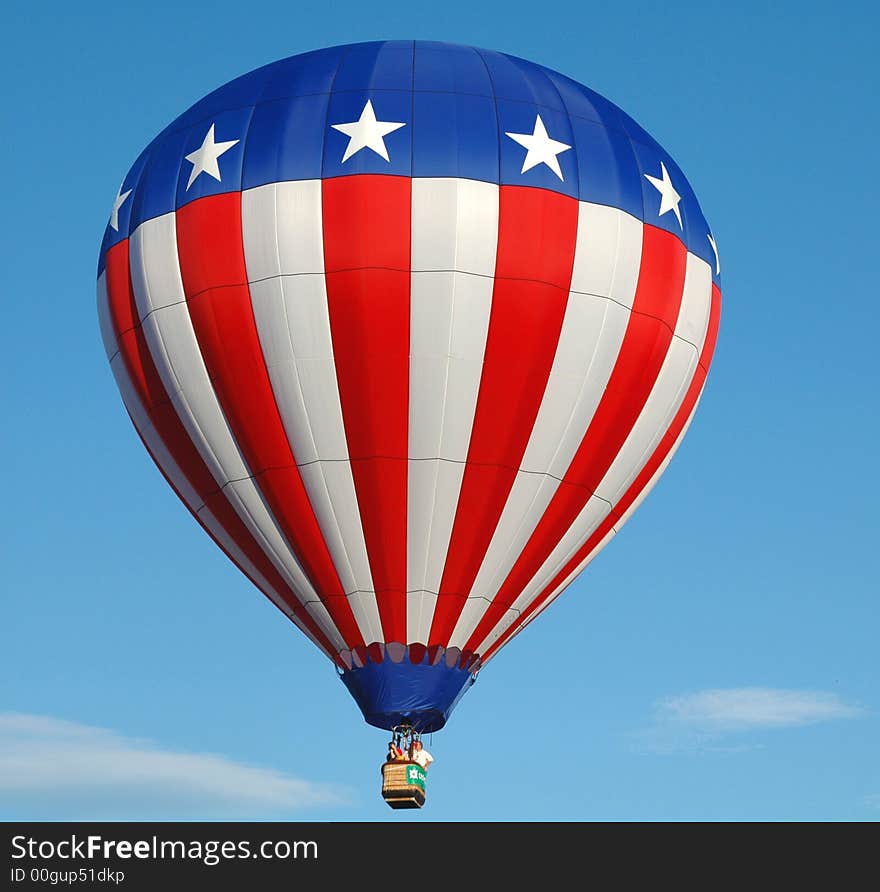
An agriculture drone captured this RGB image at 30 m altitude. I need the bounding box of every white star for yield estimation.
[184,124,240,190]
[644,161,683,229]
[331,100,406,163]
[109,184,132,232]
[505,115,572,181]
[707,232,720,275]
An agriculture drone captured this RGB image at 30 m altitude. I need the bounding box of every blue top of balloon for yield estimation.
[100,40,718,283]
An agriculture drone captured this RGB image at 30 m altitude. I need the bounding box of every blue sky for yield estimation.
[2,0,878,821]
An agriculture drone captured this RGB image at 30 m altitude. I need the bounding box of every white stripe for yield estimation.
[569,203,644,309]
[481,395,703,664]
[126,213,346,653]
[472,257,712,655]
[242,181,383,645]
[448,203,640,647]
[99,274,333,657]
[406,178,498,643]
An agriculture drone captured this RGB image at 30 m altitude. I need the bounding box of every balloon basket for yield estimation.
[381,761,427,809]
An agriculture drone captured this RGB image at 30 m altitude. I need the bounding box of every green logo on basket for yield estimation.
[406,765,427,791]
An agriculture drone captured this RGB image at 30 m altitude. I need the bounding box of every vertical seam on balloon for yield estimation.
[531,59,580,197]
[408,212,439,602]
[407,39,430,638]
[283,273,363,604]
[247,53,287,300]
[430,186,465,584]
[321,43,356,181]
[609,120,648,285]
[472,47,502,187]
[421,188,455,596]
[123,149,151,242]
[410,39,416,179]
[627,134,660,248]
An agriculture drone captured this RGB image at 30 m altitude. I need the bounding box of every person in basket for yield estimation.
[411,740,434,770]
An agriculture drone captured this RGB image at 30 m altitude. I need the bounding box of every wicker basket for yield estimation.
[381,760,427,809]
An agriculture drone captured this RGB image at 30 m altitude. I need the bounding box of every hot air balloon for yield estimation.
[97,41,721,804]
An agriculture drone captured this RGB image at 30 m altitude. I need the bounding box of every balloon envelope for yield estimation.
[98,41,721,732]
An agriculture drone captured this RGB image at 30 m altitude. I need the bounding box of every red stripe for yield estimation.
[428,186,579,645]
[103,241,340,661]
[321,175,411,644]
[464,225,688,651]
[173,192,365,649]
[482,281,722,661]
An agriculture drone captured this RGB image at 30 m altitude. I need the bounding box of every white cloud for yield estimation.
[633,688,864,755]
[657,688,864,730]
[0,713,350,819]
